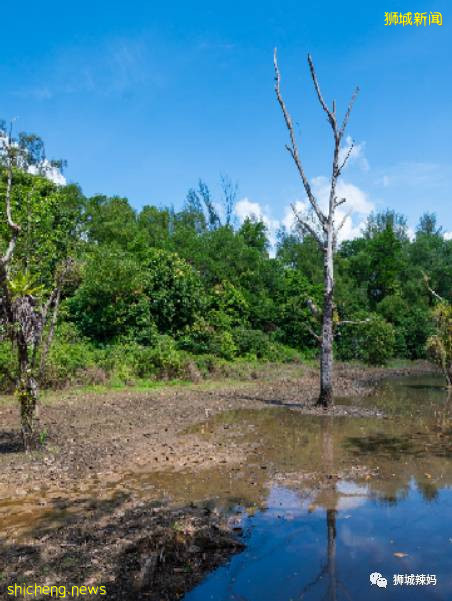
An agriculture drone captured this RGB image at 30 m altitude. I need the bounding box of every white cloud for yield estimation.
[311,176,373,215]
[308,176,374,243]
[444,231,452,241]
[28,160,66,186]
[235,175,374,251]
[234,144,373,250]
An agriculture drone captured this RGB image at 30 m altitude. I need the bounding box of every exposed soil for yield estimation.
[0,362,433,491]
[1,500,245,600]
[0,361,437,600]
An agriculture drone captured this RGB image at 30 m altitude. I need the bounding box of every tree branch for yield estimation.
[291,205,324,249]
[307,54,337,134]
[1,152,21,267]
[274,49,327,230]
[335,209,352,233]
[339,86,360,139]
[332,208,352,249]
[336,318,371,327]
[305,323,322,345]
[307,298,321,318]
[336,140,354,176]
[422,272,445,303]
[37,287,61,377]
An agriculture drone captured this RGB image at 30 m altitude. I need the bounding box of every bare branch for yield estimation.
[307,298,321,318]
[305,323,322,345]
[335,197,347,208]
[33,259,75,372]
[336,318,371,327]
[423,272,445,303]
[339,86,360,139]
[332,208,353,250]
[307,54,337,133]
[38,287,61,377]
[291,204,324,249]
[336,141,354,176]
[274,49,327,229]
[1,152,21,266]
[40,282,60,330]
[335,209,352,234]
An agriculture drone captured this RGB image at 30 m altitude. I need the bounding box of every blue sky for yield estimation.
[1,0,451,239]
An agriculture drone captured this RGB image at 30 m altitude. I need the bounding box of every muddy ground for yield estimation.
[0,361,436,600]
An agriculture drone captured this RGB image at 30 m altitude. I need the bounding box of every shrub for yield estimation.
[336,313,395,365]
[233,328,271,359]
[377,296,433,359]
[43,339,98,388]
[101,337,190,381]
[177,318,215,354]
[68,247,206,344]
[208,331,238,360]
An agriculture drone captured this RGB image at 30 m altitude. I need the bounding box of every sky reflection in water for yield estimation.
[185,376,452,601]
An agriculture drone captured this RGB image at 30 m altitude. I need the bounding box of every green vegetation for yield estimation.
[426,300,452,387]
[1,133,451,402]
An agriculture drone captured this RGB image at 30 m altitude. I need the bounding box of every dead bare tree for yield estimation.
[274,49,360,407]
[0,127,72,450]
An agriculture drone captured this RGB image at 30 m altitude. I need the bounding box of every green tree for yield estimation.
[69,247,205,343]
[0,125,79,449]
[239,217,269,254]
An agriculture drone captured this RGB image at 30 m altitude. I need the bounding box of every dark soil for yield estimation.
[0,500,245,600]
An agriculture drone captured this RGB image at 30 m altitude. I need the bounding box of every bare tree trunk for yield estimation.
[319,234,334,407]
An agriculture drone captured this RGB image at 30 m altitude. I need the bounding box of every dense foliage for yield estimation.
[1,166,451,389]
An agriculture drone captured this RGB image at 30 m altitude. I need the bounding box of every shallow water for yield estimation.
[182,374,452,601]
[184,483,452,601]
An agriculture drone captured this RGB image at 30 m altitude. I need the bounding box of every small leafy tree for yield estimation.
[426,301,452,388]
[0,124,77,450]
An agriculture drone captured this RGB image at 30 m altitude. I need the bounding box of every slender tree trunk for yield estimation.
[318,232,334,407]
[17,338,38,451]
